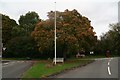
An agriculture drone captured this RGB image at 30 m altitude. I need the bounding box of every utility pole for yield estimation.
[54,2,57,65]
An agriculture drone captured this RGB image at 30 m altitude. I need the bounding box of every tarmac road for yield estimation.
[2,60,33,78]
[55,57,119,78]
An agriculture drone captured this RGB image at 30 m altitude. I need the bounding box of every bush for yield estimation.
[3,36,38,58]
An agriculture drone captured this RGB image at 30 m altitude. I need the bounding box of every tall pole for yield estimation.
[54,2,57,65]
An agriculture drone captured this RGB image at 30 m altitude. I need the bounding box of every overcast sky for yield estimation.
[0,0,119,39]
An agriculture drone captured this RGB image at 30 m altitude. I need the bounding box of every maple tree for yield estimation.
[32,9,97,58]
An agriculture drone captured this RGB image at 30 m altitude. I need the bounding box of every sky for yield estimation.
[0,0,119,39]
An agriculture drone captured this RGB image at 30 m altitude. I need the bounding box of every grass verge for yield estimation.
[22,59,93,78]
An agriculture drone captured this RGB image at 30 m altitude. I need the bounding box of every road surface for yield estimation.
[2,60,33,78]
[55,57,119,78]
[0,61,2,80]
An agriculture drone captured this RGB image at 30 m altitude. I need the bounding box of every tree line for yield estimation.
[97,23,120,56]
[2,11,40,58]
[2,9,119,59]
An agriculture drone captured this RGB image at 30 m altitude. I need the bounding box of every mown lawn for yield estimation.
[22,59,93,78]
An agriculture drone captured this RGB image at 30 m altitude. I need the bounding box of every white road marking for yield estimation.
[107,58,113,76]
[108,66,111,75]
[111,58,113,60]
[2,61,24,67]
[4,63,8,65]
[109,59,111,62]
[108,62,110,65]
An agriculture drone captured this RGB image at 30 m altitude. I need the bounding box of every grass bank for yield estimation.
[22,59,93,78]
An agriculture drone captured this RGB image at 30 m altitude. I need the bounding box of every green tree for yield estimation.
[19,11,40,25]
[2,14,17,45]
[109,23,120,52]
[99,23,120,56]
[12,11,41,37]
[11,24,35,37]
[3,12,41,58]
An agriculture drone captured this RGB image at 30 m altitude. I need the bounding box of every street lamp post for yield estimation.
[54,2,57,65]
